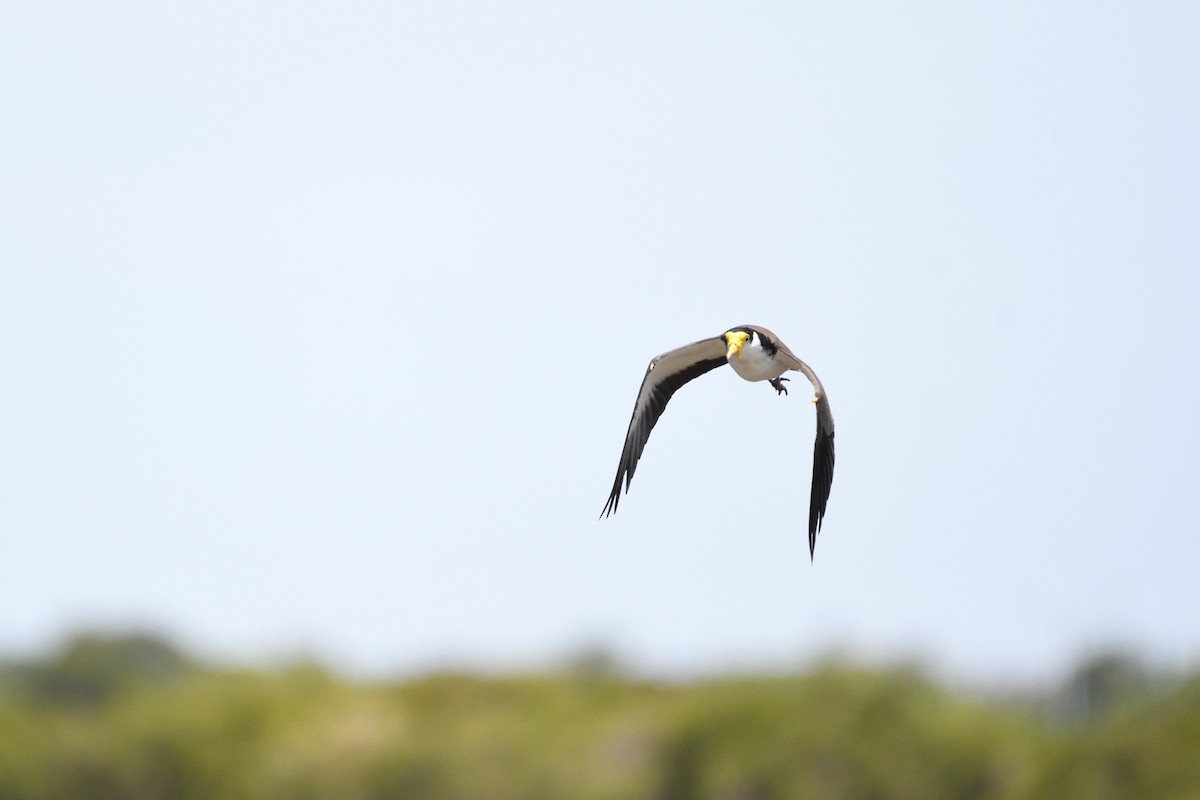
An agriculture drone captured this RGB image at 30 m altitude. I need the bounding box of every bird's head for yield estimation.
[724,329,750,360]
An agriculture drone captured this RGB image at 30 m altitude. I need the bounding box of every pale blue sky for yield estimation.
[2,1,1198,683]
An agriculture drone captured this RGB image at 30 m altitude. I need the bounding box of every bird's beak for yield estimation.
[725,331,749,360]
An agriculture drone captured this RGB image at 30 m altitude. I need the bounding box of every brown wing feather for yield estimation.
[601,337,727,517]
[769,341,836,559]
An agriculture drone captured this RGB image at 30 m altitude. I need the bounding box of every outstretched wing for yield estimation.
[601,337,728,517]
[772,345,836,559]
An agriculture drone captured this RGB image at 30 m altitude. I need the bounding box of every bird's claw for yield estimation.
[770,377,790,396]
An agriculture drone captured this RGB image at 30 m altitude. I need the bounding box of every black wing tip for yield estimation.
[600,494,618,519]
[808,510,826,561]
[600,488,618,519]
[600,471,631,519]
[807,429,835,561]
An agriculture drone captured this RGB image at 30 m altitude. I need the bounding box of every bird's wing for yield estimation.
[601,336,728,517]
[773,348,836,559]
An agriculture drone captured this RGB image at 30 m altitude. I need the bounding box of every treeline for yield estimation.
[0,633,1197,800]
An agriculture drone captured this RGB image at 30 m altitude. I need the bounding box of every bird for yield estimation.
[601,325,835,559]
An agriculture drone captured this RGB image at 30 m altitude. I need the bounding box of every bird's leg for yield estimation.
[769,377,790,396]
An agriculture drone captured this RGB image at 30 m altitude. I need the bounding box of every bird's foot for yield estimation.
[769,377,790,396]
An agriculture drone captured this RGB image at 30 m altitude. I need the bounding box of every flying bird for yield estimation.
[601,325,835,558]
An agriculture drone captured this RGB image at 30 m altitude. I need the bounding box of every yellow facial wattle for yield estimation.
[725,330,750,360]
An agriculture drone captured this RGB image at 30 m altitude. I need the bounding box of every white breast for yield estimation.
[728,333,788,382]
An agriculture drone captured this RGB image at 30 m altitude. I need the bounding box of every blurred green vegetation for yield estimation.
[1,634,1197,800]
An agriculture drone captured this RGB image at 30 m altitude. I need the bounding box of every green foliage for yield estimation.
[1,635,1198,800]
[8,632,193,706]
